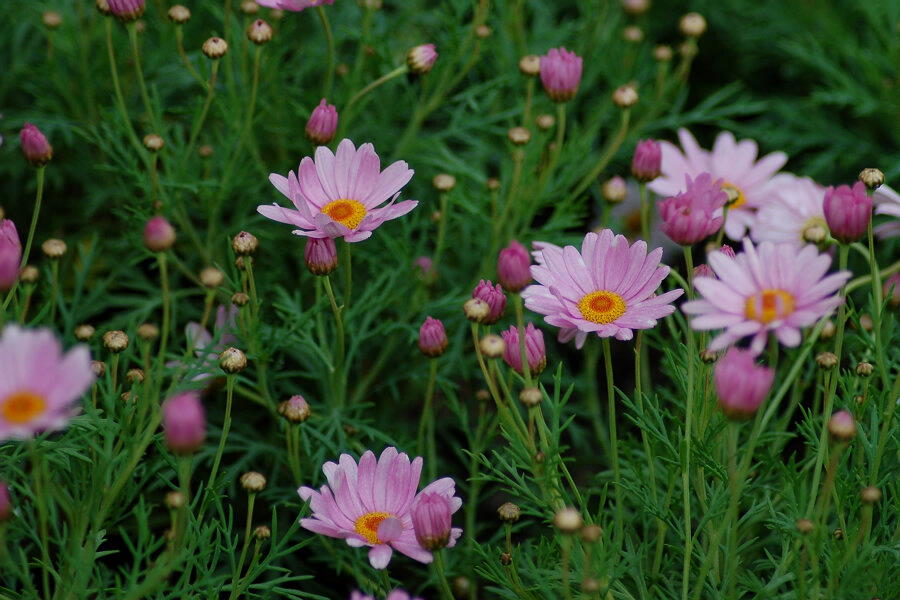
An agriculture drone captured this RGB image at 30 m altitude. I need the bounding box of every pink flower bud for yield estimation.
[162,392,206,454]
[20,123,53,167]
[658,173,728,246]
[718,244,735,258]
[631,139,661,182]
[407,44,438,75]
[304,237,338,275]
[498,240,532,293]
[256,0,334,12]
[714,348,774,420]
[143,216,176,252]
[540,47,583,102]
[823,182,872,243]
[305,99,338,146]
[472,279,506,325]
[411,492,453,550]
[418,316,448,358]
[0,481,10,522]
[413,256,437,284]
[107,0,146,20]
[501,323,547,376]
[693,264,714,279]
[0,220,22,291]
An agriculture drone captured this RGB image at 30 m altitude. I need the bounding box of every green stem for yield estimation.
[342,241,352,310]
[552,102,566,165]
[433,192,450,270]
[322,275,346,408]
[3,167,44,312]
[105,19,145,158]
[127,22,159,133]
[639,182,650,243]
[30,444,52,600]
[567,109,631,203]
[155,252,171,394]
[343,65,408,119]
[316,6,334,99]
[514,294,533,387]
[602,338,622,552]
[432,550,456,600]
[49,261,59,324]
[228,493,256,600]
[208,374,236,491]
[418,359,438,480]
[682,246,696,600]
[184,60,220,170]
[725,424,739,600]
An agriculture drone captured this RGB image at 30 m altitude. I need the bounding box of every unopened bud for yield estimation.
[623,25,643,42]
[497,502,521,523]
[137,323,159,341]
[232,292,250,307]
[433,174,456,192]
[820,320,836,340]
[167,4,190,23]
[860,486,882,504]
[219,347,247,374]
[91,361,106,377]
[508,127,531,146]
[535,114,555,131]
[202,37,228,59]
[165,491,186,509]
[43,11,63,29]
[553,507,583,533]
[20,266,39,284]
[612,85,638,108]
[278,395,311,424]
[699,349,718,364]
[464,298,490,323]
[518,54,541,76]
[198,144,214,158]
[796,518,814,535]
[828,410,857,442]
[232,231,259,256]
[247,19,273,45]
[479,334,506,359]
[143,134,164,152]
[475,25,491,39]
[475,389,491,403]
[103,330,129,353]
[858,168,885,190]
[486,178,501,191]
[75,324,96,341]
[679,12,707,37]
[856,361,873,377]
[816,352,838,370]
[653,45,673,61]
[499,552,512,565]
[254,525,271,540]
[859,314,874,332]
[126,369,144,384]
[601,176,627,204]
[200,267,225,288]
[519,387,542,408]
[581,524,603,543]
[240,471,267,493]
[241,1,259,15]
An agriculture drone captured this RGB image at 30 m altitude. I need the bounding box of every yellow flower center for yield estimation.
[354,511,392,545]
[578,291,627,324]
[2,391,47,425]
[721,182,746,209]
[745,289,795,324]
[322,199,367,230]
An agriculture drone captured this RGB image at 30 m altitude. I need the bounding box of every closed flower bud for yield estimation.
[699,348,718,364]
[802,223,827,244]
[679,12,707,37]
[219,347,247,374]
[612,85,638,108]
[0,219,22,291]
[20,265,38,284]
[418,317,448,358]
[518,54,541,76]
[137,323,159,341]
[103,330,129,353]
[828,410,857,442]
[472,280,506,325]
[821,319,836,340]
[632,139,662,182]
[165,491,186,510]
[623,26,643,42]
[497,240,532,293]
[463,298,490,323]
[476,24,491,38]
[126,369,144,384]
[407,44,437,75]
[499,552,512,565]
[860,486,882,504]
[278,394,311,424]
[601,176,627,204]
[304,237,338,276]
[553,507,583,533]
[475,389,491,403]
[480,334,506,359]
[497,502,521,523]
[486,178,501,191]
[198,144,214,158]
[582,578,601,593]
[535,114,555,131]
[74,324,96,341]
[305,99,337,146]
[858,168,884,190]
[107,0,145,21]
[163,392,206,454]
[796,518,814,535]
[247,18,273,44]
[856,361,873,377]
[144,216,176,252]
[433,174,456,192]
[413,256,437,284]
[96,0,112,16]
[823,182,872,243]
[254,525,271,540]
[0,481,11,523]
[715,348,773,420]
[694,264,715,279]
[241,1,260,15]
[859,313,874,332]
[168,4,190,22]
[816,352,838,370]
[653,45,673,61]
[411,492,454,550]
[519,387,542,408]
[540,47,582,102]
[240,471,267,493]
[202,37,228,59]
[200,267,225,288]
[20,123,53,167]
[453,577,472,599]
[232,292,250,307]
[43,11,63,29]
[581,524,603,543]
[143,133,164,152]
[622,0,649,16]
[91,360,106,377]
[41,238,66,259]
[232,231,258,256]
[502,324,546,376]
[507,127,531,146]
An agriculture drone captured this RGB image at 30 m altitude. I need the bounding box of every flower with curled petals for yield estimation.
[682,239,851,355]
[649,129,789,240]
[297,447,462,569]
[258,139,417,243]
[521,230,683,349]
[872,184,900,239]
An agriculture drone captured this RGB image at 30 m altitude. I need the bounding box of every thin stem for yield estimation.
[228,493,256,600]
[432,550,456,600]
[433,192,450,270]
[639,182,650,243]
[127,22,159,133]
[602,338,622,552]
[513,294,533,387]
[322,276,346,408]
[184,60,220,169]
[567,109,631,203]
[155,253,171,392]
[522,77,534,125]
[208,374,236,491]
[30,444,52,600]
[175,26,205,87]
[3,167,45,312]
[417,359,439,481]
[49,261,59,324]
[681,246,696,600]
[343,66,408,118]
[342,241,352,310]
[316,6,334,99]
[552,102,566,165]
[725,424,739,600]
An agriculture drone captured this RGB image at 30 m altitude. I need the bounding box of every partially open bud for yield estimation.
[553,507,583,533]
[407,44,437,75]
[41,238,67,259]
[103,330,129,353]
[20,123,53,167]
[240,471,267,493]
[202,37,229,59]
[419,317,448,358]
[305,99,337,146]
[601,176,627,204]
[858,168,884,190]
[518,54,541,76]
[827,410,857,442]
[167,4,191,23]
[219,347,247,374]
[472,280,506,325]
[679,12,707,37]
[304,237,338,276]
[433,174,456,192]
[75,324,96,341]
[479,334,506,359]
[278,395,311,424]
[144,216,176,252]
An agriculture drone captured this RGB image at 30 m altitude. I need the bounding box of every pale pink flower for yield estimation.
[257,0,333,11]
[258,139,417,243]
[873,184,900,239]
[0,325,94,440]
[350,591,422,600]
[0,219,22,291]
[657,172,728,245]
[649,129,789,240]
[714,348,774,420]
[683,239,851,354]
[750,175,828,246]
[162,392,206,454]
[522,229,684,348]
[298,447,463,569]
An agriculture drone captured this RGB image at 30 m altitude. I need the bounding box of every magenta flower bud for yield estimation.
[107,0,146,20]
[693,263,714,279]
[658,173,728,246]
[498,240,532,293]
[539,47,583,102]
[411,492,453,551]
[143,216,176,252]
[719,244,735,258]
[0,481,10,523]
[0,220,22,291]
[631,139,662,182]
[162,392,206,454]
[20,123,53,167]
[418,316,448,358]
[413,256,437,284]
[472,279,506,325]
[305,99,338,146]
[714,348,774,420]
[823,182,872,243]
[407,44,438,75]
[501,323,547,376]
[304,237,338,275]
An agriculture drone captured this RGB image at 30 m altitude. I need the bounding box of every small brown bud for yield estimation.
[653,45,673,61]
[20,265,39,284]
[165,491,186,510]
[508,127,531,146]
[860,486,882,504]
[143,133,165,152]
[452,576,472,599]
[856,361,874,377]
[623,25,643,43]
[833,528,843,540]
[581,524,603,543]
[858,168,885,190]
[519,387,542,408]
[137,323,159,341]
[499,552,512,566]
[433,174,456,192]
[74,324,96,341]
[200,267,225,288]
[601,176,628,204]
[120,391,136,404]
[475,25,491,39]
[41,238,67,259]
[859,314,874,332]
[622,0,649,16]
[167,5,191,23]
[202,37,228,59]
[553,507,584,533]
[535,114,555,131]
[268,8,284,19]
[796,518,814,535]
[240,471,267,493]
[43,11,63,29]
[103,330,129,353]
[126,369,144,384]
[91,360,106,377]
[219,347,247,374]
[816,352,838,370]
[232,231,259,256]
[247,19,273,45]
[475,389,491,403]
[234,256,252,271]
[232,292,250,307]
[277,395,311,424]
[254,525,271,540]
[497,502,521,523]
[581,578,601,593]
[820,319,836,340]
[241,1,260,15]
[612,85,638,108]
[335,63,349,77]
[699,349,718,364]
[198,144,214,158]
[486,178,500,191]
[518,54,540,76]
[463,298,490,323]
[430,211,442,223]
[680,12,707,37]
[534,451,545,463]
[96,0,112,16]
[479,334,506,359]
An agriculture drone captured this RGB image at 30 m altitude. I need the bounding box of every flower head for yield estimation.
[304,237,338,276]
[522,230,684,349]
[714,348,773,420]
[306,99,338,146]
[407,44,438,75]
[751,176,828,246]
[683,239,851,355]
[823,181,872,244]
[0,220,22,291]
[107,0,146,20]
[258,139,417,243]
[144,216,176,252]
[411,492,453,550]
[0,325,94,440]
[540,47,583,102]
[418,317,448,358]
[472,280,506,324]
[657,173,728,245]
[298,447,463,569]
[256,0,333,11]
[501,323,546,376]
[162,392,206,454]
[20,123,53,167]
[498,241,532,293]
[873,184,900,239]
[632,139,662,182]
[649,129,789,240]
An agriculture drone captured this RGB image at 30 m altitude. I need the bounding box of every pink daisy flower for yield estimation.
[521,229,684,348]
[750,175,828,246]
[649,129,789,240]
[0,325,94,440]
[256,0,333,11]
[258,139,417,243]
[298,447,463,569]
[873,184,900,239]
[682,239,851,354]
